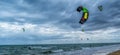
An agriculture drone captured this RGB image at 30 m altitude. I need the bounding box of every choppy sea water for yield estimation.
[0,43,120,55]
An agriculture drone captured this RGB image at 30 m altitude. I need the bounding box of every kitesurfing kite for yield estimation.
[77,6,89,24]
[82,29,84,32]
[76,6,89,32]
[87,38,89,40]
[98,5,103,11]
[22,28,25,32]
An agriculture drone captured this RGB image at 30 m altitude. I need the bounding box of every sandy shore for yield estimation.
[108,50,120,55]
[51,44,120,55]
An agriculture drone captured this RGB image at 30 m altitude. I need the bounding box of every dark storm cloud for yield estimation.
[0,0,119,31]
[25,0,67,12]
[0,0,71,24]
[85,0,120,31]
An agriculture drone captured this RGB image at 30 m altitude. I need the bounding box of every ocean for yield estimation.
[0,43,120,55]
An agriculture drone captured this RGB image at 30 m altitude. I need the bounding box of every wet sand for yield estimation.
[108,50,120,55]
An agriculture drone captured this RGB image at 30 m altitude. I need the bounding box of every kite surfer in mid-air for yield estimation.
[76,6,89,32]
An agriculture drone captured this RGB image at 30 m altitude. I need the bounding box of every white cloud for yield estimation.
[0,10,46,18]
[0,21,120,43]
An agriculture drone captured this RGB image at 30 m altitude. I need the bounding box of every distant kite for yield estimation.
[82,29,84,32]
[22,28,25,32]
[87,38,89,40]
[98,5,103,11]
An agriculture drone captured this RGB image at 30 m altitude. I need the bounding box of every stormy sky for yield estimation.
[0,0,120,44]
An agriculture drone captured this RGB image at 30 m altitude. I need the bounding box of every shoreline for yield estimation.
[51,44,120,55]
[108,50,120,55]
